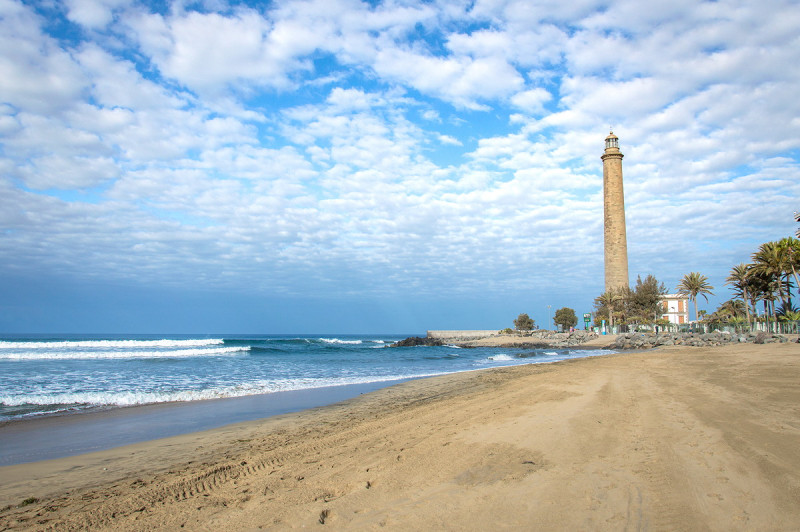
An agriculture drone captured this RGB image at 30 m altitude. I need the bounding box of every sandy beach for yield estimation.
[2,342,799,530]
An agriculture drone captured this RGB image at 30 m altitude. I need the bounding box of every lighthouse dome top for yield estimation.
[605,131,619,149]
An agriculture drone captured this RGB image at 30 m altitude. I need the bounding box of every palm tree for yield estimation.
[725,263,752,327]
[728,315,747,333]
[677,272,715,324]
[776,237,800,303]
[781,309,800,334]
[594,289,624,330]
[751,241,791,310]
[795,211,800,238]
[717,299,747,320]
[594,292,614,329]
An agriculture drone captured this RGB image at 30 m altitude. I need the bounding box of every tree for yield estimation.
[594,291,617,329]
[629,274,667,325]
[795,211,800,239]
[677,272,715,323]
[725,263,753,327]
[718,299,747,319]
[513,313,535,331]
[553,307,577,330]
[749,268,780,328]
[751,241,791,311]
[594,288,629,329]
[776,237,800,304]
[593,277,668,330]
[728,316,747,333]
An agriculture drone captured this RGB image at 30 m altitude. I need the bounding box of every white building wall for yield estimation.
[661,294,690,325]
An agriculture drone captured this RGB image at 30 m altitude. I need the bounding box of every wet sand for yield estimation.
[2,343,799,530]
[0,380,408,466]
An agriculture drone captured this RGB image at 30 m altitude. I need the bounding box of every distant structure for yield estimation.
[601,131,629,293]
[661,294,690,325]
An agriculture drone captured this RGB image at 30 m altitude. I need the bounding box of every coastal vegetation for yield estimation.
[513,313,535,332]
[593,274,668,329]
[705,236,800,332]
[592,232,800,334]
[553,307,577,330]
[677,272,715,322]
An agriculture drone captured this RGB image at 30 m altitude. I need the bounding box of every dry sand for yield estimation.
[1,343,799,531]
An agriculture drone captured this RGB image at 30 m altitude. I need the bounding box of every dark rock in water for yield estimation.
[389,336,444,347]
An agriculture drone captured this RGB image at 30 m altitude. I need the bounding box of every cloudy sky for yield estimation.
[1,0,798,334]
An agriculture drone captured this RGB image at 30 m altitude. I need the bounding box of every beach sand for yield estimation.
[2,343,799,530]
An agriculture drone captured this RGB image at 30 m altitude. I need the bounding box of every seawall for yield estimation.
[426,330,498,340]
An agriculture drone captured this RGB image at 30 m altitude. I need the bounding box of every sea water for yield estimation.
[0,334,613,422]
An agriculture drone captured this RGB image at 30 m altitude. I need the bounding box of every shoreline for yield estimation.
[0,342,616,465]
[0,379,413,466]
[3,342,800,530]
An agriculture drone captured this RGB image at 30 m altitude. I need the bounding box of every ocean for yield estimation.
[0,333,612,423]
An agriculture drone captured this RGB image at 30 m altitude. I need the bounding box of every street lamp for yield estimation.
[547,305,551,331]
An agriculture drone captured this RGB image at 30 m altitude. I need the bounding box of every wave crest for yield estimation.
[0,346,249,360]
[0,339,225,349]
[318,338,363,345]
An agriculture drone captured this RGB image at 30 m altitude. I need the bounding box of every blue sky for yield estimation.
[1,0,799,334]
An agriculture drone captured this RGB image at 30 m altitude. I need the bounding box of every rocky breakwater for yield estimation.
[527,329,599,348]
[611,331,793,350]
[390,330,602,348]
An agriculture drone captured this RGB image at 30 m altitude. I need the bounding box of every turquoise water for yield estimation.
[0,334,613,422]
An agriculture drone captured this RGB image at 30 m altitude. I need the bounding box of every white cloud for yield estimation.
[421,109,441,122]
[131,9,310,92]
[64,0,127,29]
[371,47,524,109]
[0,0,87,114]
[438,134,462,146]
[326,87,386,112]
[1,0,800,330]
[19,154,119,190]
[510,88,552,114]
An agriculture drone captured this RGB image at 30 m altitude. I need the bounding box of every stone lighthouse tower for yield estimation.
[601,131,629,293]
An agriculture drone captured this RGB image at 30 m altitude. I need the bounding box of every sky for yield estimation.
[1,0,799,334]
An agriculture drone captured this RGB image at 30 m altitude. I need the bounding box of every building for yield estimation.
[661,294,690,325]
[602,131,629,293]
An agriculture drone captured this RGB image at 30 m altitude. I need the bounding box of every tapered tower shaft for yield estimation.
[601,132,629,293]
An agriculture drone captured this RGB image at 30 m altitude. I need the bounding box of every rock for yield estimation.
[606,331,783,350]
[389,336,444,347]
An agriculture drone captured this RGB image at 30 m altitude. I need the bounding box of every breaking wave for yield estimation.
[0,346,249,360]
[0,339,225,349]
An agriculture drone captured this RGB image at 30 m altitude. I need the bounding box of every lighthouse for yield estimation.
[601,131,629,293]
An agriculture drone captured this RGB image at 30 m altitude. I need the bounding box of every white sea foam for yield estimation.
[0,373,441,408]
[488,354,515,361]
[0,339,225,349]
[544,351,559,356]
[318,338,363,345]
[0,346,249,360]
